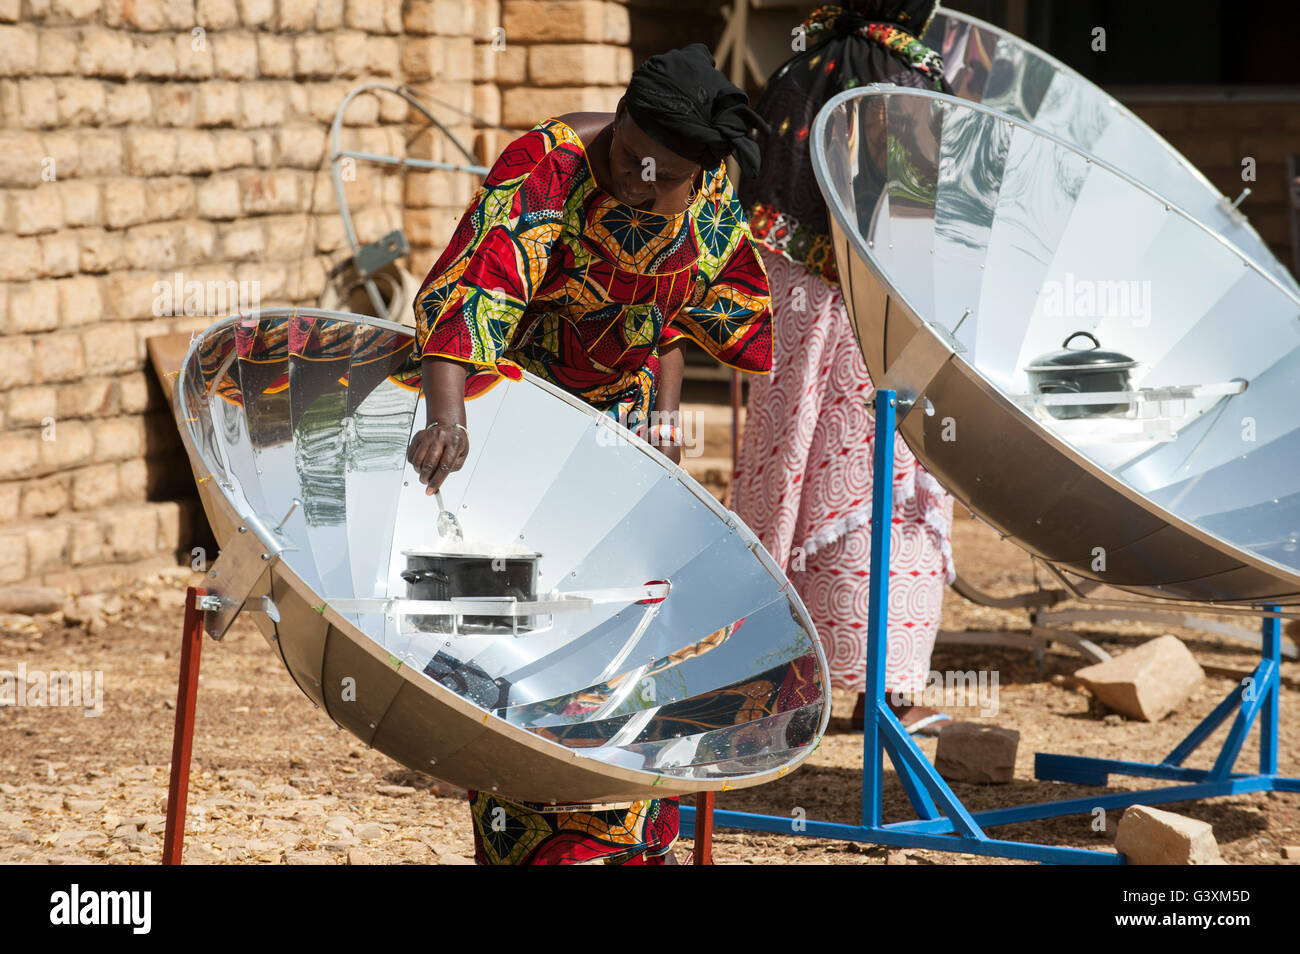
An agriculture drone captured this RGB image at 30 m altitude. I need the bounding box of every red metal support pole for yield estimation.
[162,586,205,865]
[693,791,715,865]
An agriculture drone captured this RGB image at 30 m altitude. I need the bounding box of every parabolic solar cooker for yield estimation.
[174,308,829,802]
[811,83,1300,605]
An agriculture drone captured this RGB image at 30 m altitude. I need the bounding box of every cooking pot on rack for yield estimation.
[1025,331,1139,420]
[401,549,542,634]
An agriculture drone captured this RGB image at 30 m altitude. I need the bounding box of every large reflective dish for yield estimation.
[812,87,1300,605]
[922,9,1298,294]
[175,308,828,801]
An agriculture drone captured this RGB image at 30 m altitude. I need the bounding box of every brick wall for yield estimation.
[1127,99,1300,275]
[0,0,530,592]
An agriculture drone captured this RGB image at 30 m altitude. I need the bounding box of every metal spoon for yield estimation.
[435,489,464,543]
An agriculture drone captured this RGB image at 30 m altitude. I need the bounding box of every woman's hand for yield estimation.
[653,339,686,466]
[409,356,470,495]
[407,422,469,494]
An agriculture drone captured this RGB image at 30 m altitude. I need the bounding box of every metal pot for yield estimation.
[1025,331,1138,420]
[401,549,541,634]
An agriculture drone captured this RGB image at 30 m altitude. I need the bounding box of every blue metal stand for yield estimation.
[682,388,1298,863]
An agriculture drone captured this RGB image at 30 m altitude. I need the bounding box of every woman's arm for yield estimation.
[654,340,686,465]
[406,356,470,494]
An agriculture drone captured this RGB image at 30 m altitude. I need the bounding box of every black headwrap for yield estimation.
[624,43,770,180]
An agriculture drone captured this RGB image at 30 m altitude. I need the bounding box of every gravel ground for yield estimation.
[1,512,1297,865]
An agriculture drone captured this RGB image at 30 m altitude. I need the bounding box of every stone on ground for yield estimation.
[933,722,1019,784]
[1115,805,1224,865]
[1074,634,1204,722]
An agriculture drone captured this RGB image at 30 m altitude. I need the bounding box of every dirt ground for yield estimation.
[1,510,1298,865]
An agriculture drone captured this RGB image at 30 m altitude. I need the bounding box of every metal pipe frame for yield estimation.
[682,389,1299,864]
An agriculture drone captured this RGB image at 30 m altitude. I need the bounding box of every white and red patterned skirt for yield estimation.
[733,249,955,694]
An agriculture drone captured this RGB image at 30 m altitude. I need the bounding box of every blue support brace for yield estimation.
[680,388,1297,864]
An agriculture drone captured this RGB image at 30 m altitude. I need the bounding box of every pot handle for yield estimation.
[401,568,450,585]
[1062,331,1100,350]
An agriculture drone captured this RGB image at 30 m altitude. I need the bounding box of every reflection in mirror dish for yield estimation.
[174,308,829,802]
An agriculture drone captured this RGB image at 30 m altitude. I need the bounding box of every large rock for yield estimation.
[933,723,1019,784]
[1115,805,1224,865]
[0,586,64,615]
[1074,634,1204,722]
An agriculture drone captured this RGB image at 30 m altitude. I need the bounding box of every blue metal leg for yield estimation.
[680,390,1296,865]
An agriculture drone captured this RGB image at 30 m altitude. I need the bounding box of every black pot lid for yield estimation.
[1025,331,1138,372]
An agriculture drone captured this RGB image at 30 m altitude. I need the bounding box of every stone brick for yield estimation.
[125,129,179,176]
[107,270,158,320]
[13,184,63,235]
[196,173,241,219]
[0,531,27,584]
[277,0,316,31]
[155,83,197,126]
[196,81,239,126]
[0,235,44,281]
[239,0,273,27]
[214,32,257,80]
[0,484,18,524]
[195,0,238,29]
[173,31,215,79]
[93,415,146,462]
[491,45,525,86]
[37,29,79,74]
[79,27,136,78]
[21,475,68,518]
[257,33,293,77]
[124,222,181,270]
[84,323,142,377]
[43,131,83,180]
[295,34,337,77]
[432,0,472,35]
[502,85,618,129]
[41,231,80,277]
[473,83,500,127]
[26,521,70,572]
[0,431,41,480]
[502,1,622,43]
[103,504,161,560]
[79,229,126,273]
[240,82,288,127]
[105,83,153,125]
[32,330,86,384]
[175,131,218,175]
[211,129,254,168]
[261,213,309,260]
[365,36,399,77]
[316,0,343,30]
[404,0,434,34]
[134,33,179,78]
[6,280,60,333]
[38,418,94,471]
[64,515,104,566]
[57,375,114,419]
[345,0,386,33]
[331,30,367,78]
[8,386,58,427]
[19,78,59,129]
[240,169,302,214]
[56,275,103,327]
[0,132,46,187]
[1115,805,1224,865]
[470,0,499,37]
[117,372,154,414]
[0,336,35,390]
[275,124,326,168]
[77,131,123,177]
[103,178,148,228]
[528,43,623,86]
[0,25,38,75]
[52,0,103,21]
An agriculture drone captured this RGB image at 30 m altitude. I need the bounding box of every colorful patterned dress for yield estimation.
[732,3,957,696]
[413,117,773,864]
[415,117,772,434]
